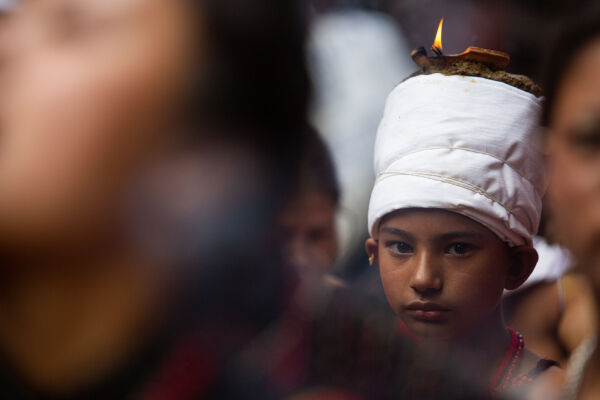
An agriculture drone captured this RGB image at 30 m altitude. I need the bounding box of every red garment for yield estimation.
[139,332,219,400]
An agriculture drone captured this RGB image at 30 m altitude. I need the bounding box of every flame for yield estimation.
[433,18,443,51]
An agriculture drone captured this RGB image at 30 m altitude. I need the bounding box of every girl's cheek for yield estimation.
[451,270,503,312]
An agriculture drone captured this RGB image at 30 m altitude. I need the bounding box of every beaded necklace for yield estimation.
[488,327,524,394]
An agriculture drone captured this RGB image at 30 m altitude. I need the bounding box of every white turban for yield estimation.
[368,73,545,247]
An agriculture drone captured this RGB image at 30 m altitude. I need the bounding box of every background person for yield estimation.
[277,127,340,281]
[537,5,600,399]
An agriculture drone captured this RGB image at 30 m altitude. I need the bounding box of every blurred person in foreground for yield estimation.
[533,5,600,400]
[0,0,311,398]
[365,62,560,398]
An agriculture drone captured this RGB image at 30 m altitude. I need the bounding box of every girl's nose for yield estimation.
[409,251,443,296]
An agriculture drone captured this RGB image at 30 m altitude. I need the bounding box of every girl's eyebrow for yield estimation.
[380,228,482,242]
[380,227,416,241]
[436,231,482,241]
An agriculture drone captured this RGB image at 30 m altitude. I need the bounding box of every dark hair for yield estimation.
[294,126,340,205]
[185,0,312,215]
[175,0,313,327]
[541,5,600,126]
[193,0,310,136]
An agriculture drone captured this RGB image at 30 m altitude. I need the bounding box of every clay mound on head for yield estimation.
[408,60,542,96]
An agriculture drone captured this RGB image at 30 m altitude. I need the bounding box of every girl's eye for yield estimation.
[446,243,474,256]
[386,241,414,255]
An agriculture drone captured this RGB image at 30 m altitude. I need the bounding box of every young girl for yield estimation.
[364,68,558,397]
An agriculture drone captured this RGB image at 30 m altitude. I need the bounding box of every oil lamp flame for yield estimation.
[432,18,443,55]
[411,17,510,70]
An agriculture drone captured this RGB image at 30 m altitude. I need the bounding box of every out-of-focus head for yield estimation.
[543,6,600,284]
[0,0,201,251]
[0,0,309,259]
[277,127,339,276]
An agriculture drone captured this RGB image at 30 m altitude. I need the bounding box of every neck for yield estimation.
[0,246,173,396]
[457,308,512,384]
[417,307,511,390]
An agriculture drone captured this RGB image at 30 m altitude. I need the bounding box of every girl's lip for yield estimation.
[405,309,450,322]
[405,301,451,312]
[405,302,451,322]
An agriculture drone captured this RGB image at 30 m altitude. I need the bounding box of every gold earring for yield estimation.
[368,254,375,267]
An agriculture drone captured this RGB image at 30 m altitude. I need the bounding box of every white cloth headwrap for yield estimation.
[368,73,545,246]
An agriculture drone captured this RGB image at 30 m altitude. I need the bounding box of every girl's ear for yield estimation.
[365,238,379,265]
[505,246,539,290]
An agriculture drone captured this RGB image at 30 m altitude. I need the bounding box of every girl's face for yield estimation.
[0,0,201,249]
[548,37,600,284]
[367,209,512,339]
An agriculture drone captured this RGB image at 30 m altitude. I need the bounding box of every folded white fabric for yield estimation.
[368,73,545,246]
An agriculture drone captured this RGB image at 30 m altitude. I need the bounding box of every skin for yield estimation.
[275,189,342,319]
[365,208,543,388]
[504,281,566,363]
[548,37,600,288]
[0,0,212,394]
[558,274,598,359]
[277,189,337,275]
[546,36,600,400]
[0,0,198,250]
[504,272,597,366]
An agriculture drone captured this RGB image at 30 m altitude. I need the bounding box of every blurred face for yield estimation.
[0,0,201,249]
[277,189,337,275]
[371,209,510,339]
[548,37,600,282]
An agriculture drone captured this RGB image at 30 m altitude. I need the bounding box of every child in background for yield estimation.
[278,127,340,281]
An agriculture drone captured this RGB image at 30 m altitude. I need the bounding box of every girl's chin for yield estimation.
[403,319,461,341]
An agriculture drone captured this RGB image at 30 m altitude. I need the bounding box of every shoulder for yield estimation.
[506,348,562,399]
[526,364,565,400]
[519,348,560,378]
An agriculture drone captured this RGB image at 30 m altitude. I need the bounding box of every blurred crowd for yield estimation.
[0,0,598,399]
